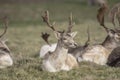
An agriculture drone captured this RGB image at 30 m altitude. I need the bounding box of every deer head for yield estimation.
[53,31,77,48]
[41,11,77,48]
[97,3,120,50]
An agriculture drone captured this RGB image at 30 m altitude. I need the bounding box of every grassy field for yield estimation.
[0,0,120,80]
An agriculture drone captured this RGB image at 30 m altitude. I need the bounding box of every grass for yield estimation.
[0,0,120,80]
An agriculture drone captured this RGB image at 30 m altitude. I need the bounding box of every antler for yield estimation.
[97,3,109,32]
[67,13,74,33]
[42,11,56,31]
[117,12,120,26]
[108,3,120,27]
[41,32,50,46]
[0,16,8,38]
[84,27,90,48]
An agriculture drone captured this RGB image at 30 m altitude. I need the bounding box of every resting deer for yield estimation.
[76,3,120,65]
[68,27,90,60]
[0,16,13,68]
[41,11,78,72]
[40,26,90,61]
[106,3,120,67]
[40,12,77,58]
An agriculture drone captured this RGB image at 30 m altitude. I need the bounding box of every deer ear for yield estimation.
[70,31,77,38]
[54,31,61,39]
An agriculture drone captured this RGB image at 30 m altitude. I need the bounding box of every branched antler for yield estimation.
[67,13,75,33]
[117,13,120,26]
[108,3,120,27]
[0,16,8,38]
[41,32,50,46]
[42,11,56,31]
[97,3,109,32]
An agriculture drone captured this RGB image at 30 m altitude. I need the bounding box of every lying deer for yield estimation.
[106,3,120,67]
[40,12,78,58]
[0,17,13,68]
[77,3,120,65]
[40,3,120,66]
[40,26,90,61]
[41,11,78,72]
[68,27,90,60]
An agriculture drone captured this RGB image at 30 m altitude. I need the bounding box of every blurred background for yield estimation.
[0,0,119,26]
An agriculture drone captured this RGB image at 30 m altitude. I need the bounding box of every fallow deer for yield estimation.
[40,26,90,61]
[0,16,13,68]
[106,3,120,67]
[41,11,78,72]
[40,13,77,58]
[77,3,120,65]
[68,27,90,60]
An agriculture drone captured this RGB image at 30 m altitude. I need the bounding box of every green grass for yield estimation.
[0,0,120,80]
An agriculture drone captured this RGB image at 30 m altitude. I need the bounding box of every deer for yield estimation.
[68,27,90,61]
[106,3,120,67]
[0,16,13,68]
[41,11,78,72]
[40,3,120,66]
[39,12,93,63]
[75,2,120,65]
[40,26,91,61]
[39,12,78,58]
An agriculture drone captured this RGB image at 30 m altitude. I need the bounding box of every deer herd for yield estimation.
[0,2,120,72]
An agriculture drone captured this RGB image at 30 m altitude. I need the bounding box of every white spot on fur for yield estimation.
[0,54,13,68]
[40,43,57,58]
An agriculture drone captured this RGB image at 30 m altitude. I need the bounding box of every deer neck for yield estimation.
[102,36,118,52]
[54,40,68,54]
